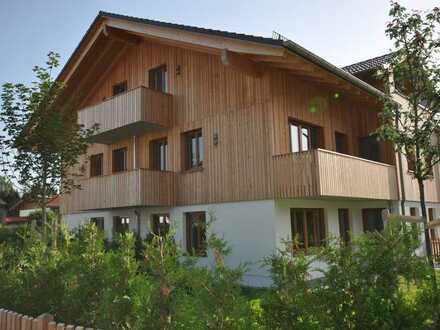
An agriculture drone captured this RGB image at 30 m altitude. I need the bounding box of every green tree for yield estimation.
[0,52,96,235]
[377,2,440,265]
[0,176,19,210]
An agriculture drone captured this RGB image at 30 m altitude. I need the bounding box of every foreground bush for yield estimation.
[0,219,439,329]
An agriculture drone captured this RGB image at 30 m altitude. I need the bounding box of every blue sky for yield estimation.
[0,0,438,87]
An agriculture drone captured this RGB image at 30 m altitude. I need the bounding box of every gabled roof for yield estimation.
[58,11,386,105]
[342,53,395,75]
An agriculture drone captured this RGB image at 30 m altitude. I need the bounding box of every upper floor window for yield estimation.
[151,214,170,237]
[335,132,348,154]
[149,65,168,93]
[362,208,384,233]
[289,120,321,153]
[113,147,127,173]
[290,208,326,251]
[150,138,168,171]
[186,211,207,256]
[359,135,380,162]
[90,153,103,177]
[183,129,204,170]
[112,81,127,96]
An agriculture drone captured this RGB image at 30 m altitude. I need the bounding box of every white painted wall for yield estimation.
[63,198,440,287]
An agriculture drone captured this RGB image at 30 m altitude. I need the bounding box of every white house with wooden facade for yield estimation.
[60,12,440,286]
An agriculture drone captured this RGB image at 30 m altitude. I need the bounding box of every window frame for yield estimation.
[183,129,204,171]
[150,138,168,171]
[112,81,128,96]
[149,65,168,93]
[290,208,326,252]
[185,211,207,256]
[289,119,321,153]
[112,147,128,173]
[90,153,104,177]
[113,216,130,235]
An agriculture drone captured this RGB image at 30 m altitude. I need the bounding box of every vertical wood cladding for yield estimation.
[73,38,430,207]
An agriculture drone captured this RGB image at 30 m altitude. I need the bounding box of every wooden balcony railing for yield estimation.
[78,86,173,144]
[272,149,399,200]
[61,169,175,213]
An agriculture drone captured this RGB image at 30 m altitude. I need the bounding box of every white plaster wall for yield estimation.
[171,200,277,287]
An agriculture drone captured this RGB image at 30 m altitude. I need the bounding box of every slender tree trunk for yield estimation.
[418,177,438,291]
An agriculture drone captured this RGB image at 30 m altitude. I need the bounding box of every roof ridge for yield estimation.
[98,11,283,46]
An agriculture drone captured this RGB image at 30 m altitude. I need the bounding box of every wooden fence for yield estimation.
[0,310,96,330]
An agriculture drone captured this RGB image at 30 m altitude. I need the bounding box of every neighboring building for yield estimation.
[59,12,440,286]
[10,195,62,217]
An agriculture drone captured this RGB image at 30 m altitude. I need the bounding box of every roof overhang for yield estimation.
[58,12,385,107]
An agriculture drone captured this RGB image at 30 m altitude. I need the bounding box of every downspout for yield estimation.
[396,115,406,215]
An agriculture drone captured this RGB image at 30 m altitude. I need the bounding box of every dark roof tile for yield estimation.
[342,53,395,75]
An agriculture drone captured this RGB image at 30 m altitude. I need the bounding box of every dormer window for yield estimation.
[149,65,168,92]
[112,81,127,96]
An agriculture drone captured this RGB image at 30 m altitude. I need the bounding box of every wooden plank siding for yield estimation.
[61,37,440,213]
[61,169,175,213]
[272,149,399,201]
[78,86,172,144]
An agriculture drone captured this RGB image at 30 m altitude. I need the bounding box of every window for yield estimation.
[186,212,206,256]
[410,207,418,217]
[359,135,380,162]
[407,152,416,172]
[338,209,351,245]
[90,217,104,231]
[90,153,103,177]
[362,208,384,233]
[113,216,130,234]
[149,65,168,92]
[335,132,348,154]
[150,138,168,171]
[112,147,127,173]
[289,120,321,153]
[112,81,127,96]
[151,214,170,236]
[290,208,326,251]
[428,208,436,239]
[183,129,204,170]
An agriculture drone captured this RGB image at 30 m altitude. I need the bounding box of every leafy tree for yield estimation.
[377,2,440,264]
[0,52,96,235]
[0,176,19,210]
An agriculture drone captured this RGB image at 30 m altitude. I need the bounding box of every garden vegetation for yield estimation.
[0,219,439,329]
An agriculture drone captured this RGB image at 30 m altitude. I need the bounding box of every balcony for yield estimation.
[61,169,175,213]
[272,149,399,200]
[78,86,173,144]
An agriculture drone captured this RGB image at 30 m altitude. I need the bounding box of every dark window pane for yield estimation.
[359,135,380,162]
[362,209,384,232]
[149,65,168,92]
[113,216,130,234]
[90,153,103,177]
[338,209,350,245]
[150,139,167,171]
[113,148,127,173]
[90,217,104,231]
[183,129,203,170]
[186,212,206,256]
[290,208,325,251]
[335,132,348,154]
[113,81,127,96]
[152,214,170,236]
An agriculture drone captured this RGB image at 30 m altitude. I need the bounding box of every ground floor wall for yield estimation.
[63,198,440,287]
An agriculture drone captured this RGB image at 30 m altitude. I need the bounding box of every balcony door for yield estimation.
[359,135,380,162]
[289,120,322,153]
